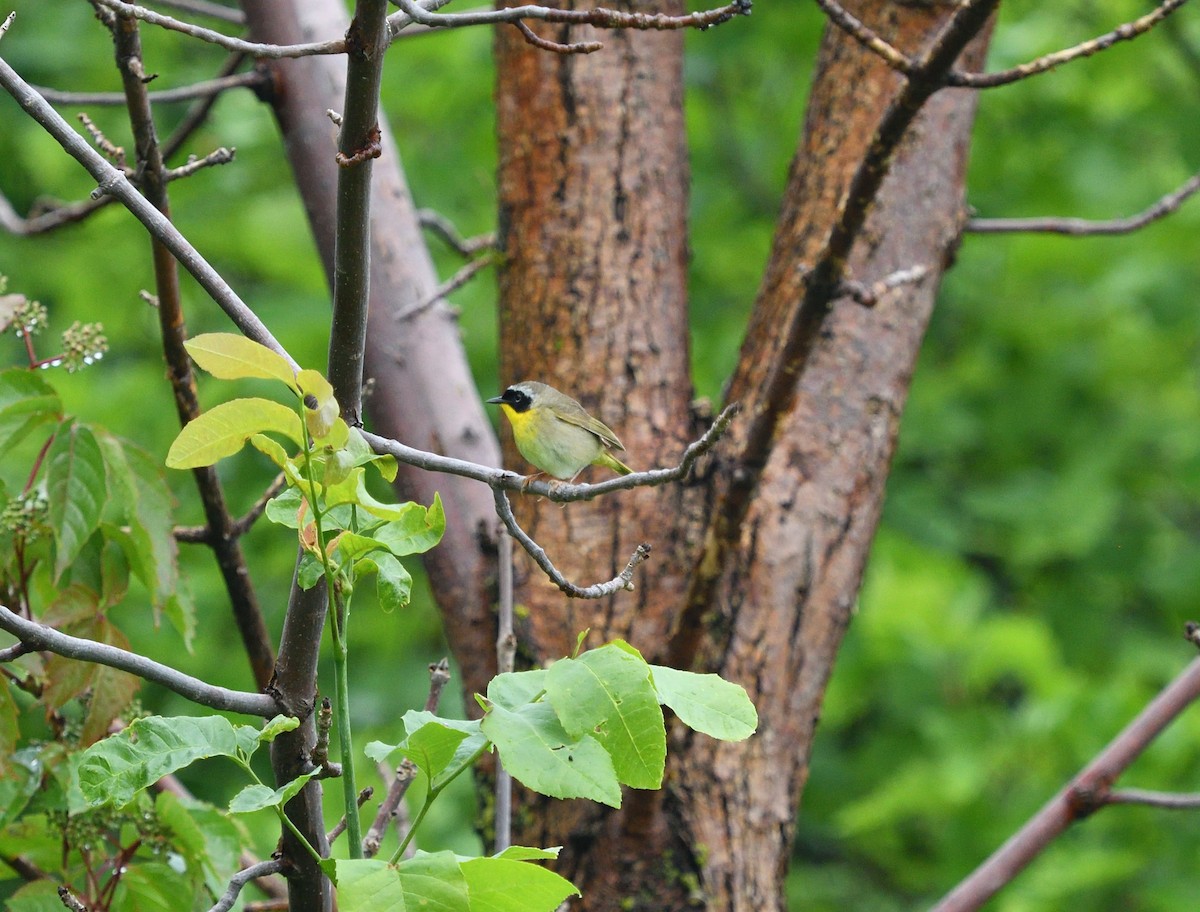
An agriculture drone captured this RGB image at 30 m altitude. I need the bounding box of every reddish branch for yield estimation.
[931,656,1200,912]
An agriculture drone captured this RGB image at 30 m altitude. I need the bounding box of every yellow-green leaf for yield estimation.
[184,333,296,387]
[166,398,304,469]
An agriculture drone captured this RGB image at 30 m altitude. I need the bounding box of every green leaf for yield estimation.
[486,669,546,710]
[366,714,470,784]
[45,420,105,580]
[352,550,413,612]
[331,859,401,909]
[649,664,758,741]
[481,702,621,807]
[229,770,318,814]
[545,645,665,789]
[73,715,242,810]
[0,368,61,454]
[258,715,301,744]
[492,845,561,862]
[98,433,192,642]
[250,432,291,469]
[166,398,304,469]
[112,861,192,912]
[371,494,446,556]
[460,856,579,912]
[184,333,296,386]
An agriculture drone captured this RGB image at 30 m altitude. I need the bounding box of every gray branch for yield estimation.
[207,859,286,912]
[0,605,278,717]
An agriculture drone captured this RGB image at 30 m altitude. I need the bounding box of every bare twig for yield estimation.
[513,20,602,54]
[207,860,287,912]
[947,0,1189,88]
[91,0,347,58]
[930,656,1200,912]
[175,473,285,542]
[417,208,496,257]
[396,254,494,322]
[0,12,15,42]
[836,264,928,308]
[967,172,1200,236]
[1105,788,1200,810]
[58,887,88,912]
[328,788,373,844]
[0,641,30,663]
[391,0,750,42]
[363,760,417,857]
[364,659,451,858]
[0,193,112,235]
[815,0,1188,90]
[0,603,278,716]
[78,112,127,167]
[32,70,266,107]
[494,489,651,598]
[812,0,914,75]
[166,146,236,180]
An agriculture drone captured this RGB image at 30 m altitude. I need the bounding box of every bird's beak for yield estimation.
[486,395,504,404]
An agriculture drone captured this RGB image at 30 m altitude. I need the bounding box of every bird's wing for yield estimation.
[553,406,625,451]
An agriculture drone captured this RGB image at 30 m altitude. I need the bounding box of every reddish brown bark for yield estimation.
[495,2,993,909]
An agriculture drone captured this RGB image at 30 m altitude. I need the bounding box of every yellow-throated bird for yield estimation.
[487,381,633,481]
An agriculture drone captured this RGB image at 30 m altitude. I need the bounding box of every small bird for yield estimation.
[487,380,633,481]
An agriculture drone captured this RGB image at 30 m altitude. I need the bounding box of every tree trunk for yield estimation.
[495,2,993,909]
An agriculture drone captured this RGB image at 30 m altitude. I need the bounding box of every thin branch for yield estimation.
[91,0,347,58]
[161,52,248,161]
[0,604,278,716]
[391,0,750,40]
[364,659,449,857]
[1105,788,1200,810]
[328,788,373,844]
[166,146,236,180]
[967,172,1200,236]
[513,20,602,54]
[812,0,915,75]
[396,254,494,322]
[0,193,112,236]
[417,208,496,257]
[207,860,287,912]
[494,489,651,598]
[931,656,1200,912]
[0,12,13,42]
[946,0,1190,88]
[0,59,297,366]
[31,70,266,107]
[814,0,1188,90]
[175,472,285,542]
[150,0,246,24]
[0,641,30,663]
[835,264,928,308]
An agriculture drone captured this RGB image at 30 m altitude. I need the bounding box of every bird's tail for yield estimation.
[597,451,633,476]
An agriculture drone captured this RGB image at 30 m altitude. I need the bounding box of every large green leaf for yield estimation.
[166,398,304,469]
[481,702,620,808]
[45,420,105,579]
[545,645,665,789]
[460,856,578,912]
[184,332,296,386]
[649,664,758,742]
[334,852,469,912]
[73,715,247,810]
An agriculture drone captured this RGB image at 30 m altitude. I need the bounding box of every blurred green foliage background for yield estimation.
[2,1,1199,908]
